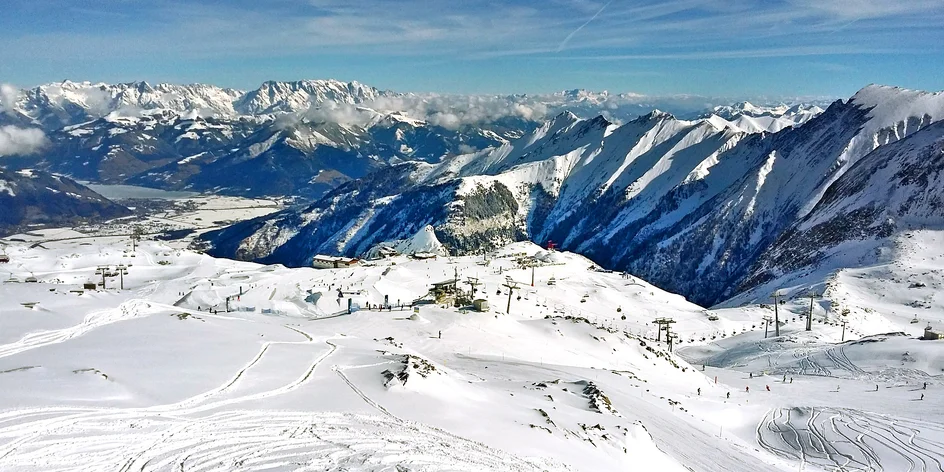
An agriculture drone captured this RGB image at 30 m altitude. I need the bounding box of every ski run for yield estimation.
[0,216,942,471]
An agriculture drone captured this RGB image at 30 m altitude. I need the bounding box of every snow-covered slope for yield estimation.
[2,230,941,471]
[717,120,944,337]
[677,329,944,472]
[0,236,797,472]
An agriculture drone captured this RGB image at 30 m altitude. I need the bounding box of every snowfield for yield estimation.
[0,229,941,471]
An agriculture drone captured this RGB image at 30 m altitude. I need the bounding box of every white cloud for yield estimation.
[300,94,553,131]
[457,144,478,154]
[0,83,47,156]
[0,126,49,156]
[304,102,375,127]
[0,84,18,115]
[785,0,944,20]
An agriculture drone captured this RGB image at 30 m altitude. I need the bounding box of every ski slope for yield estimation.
[0,232,941,471]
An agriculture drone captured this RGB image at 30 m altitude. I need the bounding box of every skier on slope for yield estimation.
[745,386,750,393]
[766,385,770,392]
[697,388,701,396]
[726,392,731,399]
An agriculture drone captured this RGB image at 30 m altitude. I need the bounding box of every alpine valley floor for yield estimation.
[0,230,941,471]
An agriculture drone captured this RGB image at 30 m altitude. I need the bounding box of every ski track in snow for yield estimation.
[0,299,152,360]
[757,407,944,472]
[0,320,549,471]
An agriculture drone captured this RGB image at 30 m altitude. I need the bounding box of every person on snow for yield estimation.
[726,392,731,399]
[790,377,794,384]
[766,385,770,392]
[697,388,701,396]
[745,386,750,393]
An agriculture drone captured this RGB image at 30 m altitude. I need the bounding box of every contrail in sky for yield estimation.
[557,0,613,52]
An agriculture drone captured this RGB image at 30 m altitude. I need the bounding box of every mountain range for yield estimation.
[1,79,825,199]
[200,84,944,307]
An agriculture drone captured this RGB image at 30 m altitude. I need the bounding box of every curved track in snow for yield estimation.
[0,325,550,471]
[0,299,153,360]
[757,407,944,471]
[0,411,548,472]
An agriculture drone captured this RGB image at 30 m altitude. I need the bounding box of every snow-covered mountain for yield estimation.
[8,80,797,128]
[0,168,130,236]
[10,79,391,128]
[202,85,944,307]
[732,118,944,303]
[15,80,245,128]
[365,224,450,259]
[700,101,824,133]
[234,79,390,115]
[36,108,519,199]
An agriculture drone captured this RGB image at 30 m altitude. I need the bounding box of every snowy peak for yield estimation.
[18,80,244,125]
[709,101,823,120]
[366,225,449,258]
[634,109,675,123]
[701,101,823,133]
[11,79,392,127]
[848,84,944,126]
[235,79,391,115]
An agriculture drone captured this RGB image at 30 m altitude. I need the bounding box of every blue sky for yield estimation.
[1,0,942,99]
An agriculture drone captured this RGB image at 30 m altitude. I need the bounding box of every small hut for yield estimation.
[924,324,941,341]
[429,279,458,304]
[312,255,360,269]
[473,299,490,312]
